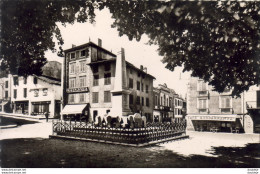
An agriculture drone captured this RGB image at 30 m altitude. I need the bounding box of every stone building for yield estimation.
[153,83,185,122]
[0,74,12,113]
[11,75,61,118]
[61,40,155,122]
[186,77,260,133]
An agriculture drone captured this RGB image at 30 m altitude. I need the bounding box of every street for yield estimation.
[0,116,259,168]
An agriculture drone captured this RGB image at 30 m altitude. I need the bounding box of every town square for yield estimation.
[0,0,259,172]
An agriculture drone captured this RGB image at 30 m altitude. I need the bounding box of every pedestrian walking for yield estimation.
[45,112,49,122]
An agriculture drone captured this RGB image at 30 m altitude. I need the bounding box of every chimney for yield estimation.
[140,65,143,70]
[98,38,102,47]
[72,44,76,48]
[143,67,147,73]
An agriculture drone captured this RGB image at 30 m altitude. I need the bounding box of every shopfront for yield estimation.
[61,104,89,121]
[188,115,243,133]
[31,101,50,115]
[14,101,29,114]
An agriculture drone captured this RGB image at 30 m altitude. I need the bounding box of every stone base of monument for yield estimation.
[51,120,189,147]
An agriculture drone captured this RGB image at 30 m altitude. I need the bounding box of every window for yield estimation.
[104,91,111,103]
[104,73,111,85]
[24,88,27,98]
[5,91,8,98]
[129,94,134,105]
[93,75,99,86]
[79,93,85,102]
[80,61,86,72]
[92,92,99,103]
[198,99,207,109]
[33,77,38,84]
[80,50,86,57]
[198,80,207,91]
[129,78,133,88]
[155,95,158,106]
[79,76,86,87]
[13,77,18,86]
[137,81,140,90]
[130,69,133,74]
[69,78,76,88]
[104,63,111,71]
[161,97,163,105]
[146,85,148,93]
[141,83,144,92]
[175,99,177,106]
[24,77,27,84]
[136,96,140,105]
[5,81,8,88]
[34,89,39,97]
[142,97,144,106]
[71,52,76,59]
[220,96,231,108]
[146,98,149,107]
[69,94,75,103]
[70,63,76,74]
[43,88,48,96]
[93,65,99,73]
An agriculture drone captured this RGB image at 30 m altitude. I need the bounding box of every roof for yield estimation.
[64,41,116,57]
[87,58,156,80]
[34,75,61,85]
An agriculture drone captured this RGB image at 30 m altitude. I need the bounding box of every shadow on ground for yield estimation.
[0,138,259,168]
[0,116,39,126]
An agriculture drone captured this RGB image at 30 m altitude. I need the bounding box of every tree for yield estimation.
[1,0,96,76]
[1,1,259,96]
[104,1,260,96]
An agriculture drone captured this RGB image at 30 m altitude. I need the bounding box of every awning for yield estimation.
[187,115,240,122]
[61,104,88,115]
[0,101,9,106]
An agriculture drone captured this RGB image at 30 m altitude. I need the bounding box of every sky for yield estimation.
[45,8,191,97]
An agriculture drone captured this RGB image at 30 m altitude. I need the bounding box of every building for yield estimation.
[11,75,61,118]
[0,74,12,113]
[186,77,260,133]
[153,83,185,122]
[61,39,155,122]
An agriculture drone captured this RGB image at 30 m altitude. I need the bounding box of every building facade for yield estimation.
[186,77,260,133]
[153,83,185,122]
[0,74,12,113]
[11,75,61,118]
[62,40,155,122]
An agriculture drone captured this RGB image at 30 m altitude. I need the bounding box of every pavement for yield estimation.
[0,113,53,140]
[156,131,260,157]
[1,113,259,157]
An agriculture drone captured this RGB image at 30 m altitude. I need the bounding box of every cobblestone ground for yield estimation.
[0,116,259,168]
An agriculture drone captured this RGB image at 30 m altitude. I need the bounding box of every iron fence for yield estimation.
[52,119,187,145]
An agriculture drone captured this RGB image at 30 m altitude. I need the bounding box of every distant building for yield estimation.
[61,39,155,122]
[0,74,12,113]
[11,75,61,118]
[153,83,185,122]
[186,77,260,133]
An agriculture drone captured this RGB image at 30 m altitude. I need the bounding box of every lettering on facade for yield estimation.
[189,116,236,121]
[66,87,89,93]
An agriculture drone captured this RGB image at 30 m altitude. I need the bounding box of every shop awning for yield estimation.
[187,115,239,122]
[0,101,9,106]
[61,104,88,115]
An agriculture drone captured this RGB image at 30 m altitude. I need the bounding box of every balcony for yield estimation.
[246,101,260,110]
[197,90,209,97]
[198,108,209,114]
[220,108,233,113]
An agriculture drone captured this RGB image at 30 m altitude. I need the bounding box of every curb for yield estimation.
[49,135,190,147]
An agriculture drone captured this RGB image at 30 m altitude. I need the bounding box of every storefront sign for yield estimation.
[66,87,89,93]
[189,115,236,121]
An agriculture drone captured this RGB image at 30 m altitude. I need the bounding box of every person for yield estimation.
[45,112,49,122]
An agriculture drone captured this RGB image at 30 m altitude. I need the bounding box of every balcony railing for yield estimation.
[246,101,260,109]
[198,108,209,114]
[197,90,209,97]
